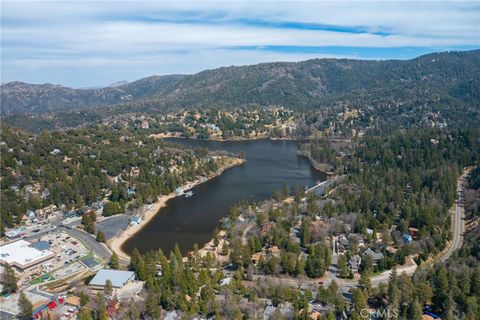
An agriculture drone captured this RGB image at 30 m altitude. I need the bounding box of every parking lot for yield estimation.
[97,215,130,240]
[40,232,89,272]
[20,231,91,287]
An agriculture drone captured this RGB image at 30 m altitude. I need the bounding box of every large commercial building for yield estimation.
[89,269,135,289]
[0,239,54,272]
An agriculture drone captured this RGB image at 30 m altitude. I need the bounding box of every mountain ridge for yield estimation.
[1,49,479,115]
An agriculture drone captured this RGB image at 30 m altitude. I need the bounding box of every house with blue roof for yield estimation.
[402,233,413,244]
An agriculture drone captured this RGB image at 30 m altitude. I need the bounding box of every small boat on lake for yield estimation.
[185,191,194,198]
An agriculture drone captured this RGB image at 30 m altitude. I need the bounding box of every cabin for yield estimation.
[402,233,413,244]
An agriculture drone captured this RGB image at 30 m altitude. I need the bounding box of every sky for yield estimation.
[1,1,479,88]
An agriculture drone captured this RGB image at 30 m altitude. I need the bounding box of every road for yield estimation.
[252,168,473,291]
[56,226,112,261]
[438,168,470,263]
[22,167,473,292]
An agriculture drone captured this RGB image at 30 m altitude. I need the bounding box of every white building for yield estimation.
[89,269,136,289]
[0,240,54,272]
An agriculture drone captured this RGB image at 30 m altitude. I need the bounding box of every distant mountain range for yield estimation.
[1,49,479,116]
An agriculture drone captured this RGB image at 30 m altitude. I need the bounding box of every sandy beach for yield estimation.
[108,157,246,260]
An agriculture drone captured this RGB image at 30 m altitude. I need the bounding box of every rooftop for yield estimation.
[89,269,135,288]
[30,240,51,251]
[0,239,53,269]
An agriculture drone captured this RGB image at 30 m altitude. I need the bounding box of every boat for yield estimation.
[185,191,194,198]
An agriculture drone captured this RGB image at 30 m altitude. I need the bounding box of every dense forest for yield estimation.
[75,141,479,319]
[79,125,477,319]
[0,124,237,234]
[2,50,479,132]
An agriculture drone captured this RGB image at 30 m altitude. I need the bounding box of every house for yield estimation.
[220,277,232,286]
[337,236,350,253]
[402,233,413,244]
[364,248,384,264]
[251,252,263,264]
[408,227,419,240]
[89,269,135,290]
[386,246,398,254]
[5,227,26,239]
[348,255,361,274]
[127,187,136,196]
[27,210,36,221]
[270,246,280,256]
[130,167,140,177]
[107,300,120,318]
[310,310,321,320]
[63,210,81,220]
[65,296,81,308]
[41,189,50,199]
[50,148,61,155]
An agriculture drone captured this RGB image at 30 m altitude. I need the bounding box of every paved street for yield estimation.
[57,226,112,261]
[438,168,469,263]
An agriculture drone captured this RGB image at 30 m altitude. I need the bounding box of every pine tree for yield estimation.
[126,299,140,320]
[359,271,372,292]
[18,291,33,319]
[110,251,120,269]
[300,218,311,247]
[443,293,456,320]
[96,230,106,242]
[146,290,161,319]
[351,288,368,319]
[80,290,89,306]
[408,298,423,320]
[338,255,349,278]
[96,292,107,320]
[104,279,113,296]
[78,307,94,320]
[2,263,17,293]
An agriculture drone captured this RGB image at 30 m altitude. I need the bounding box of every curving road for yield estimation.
[438,168,470,263]
[56,225,112,261]
[252,168,473,291]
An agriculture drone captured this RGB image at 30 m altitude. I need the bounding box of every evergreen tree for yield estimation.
[18,291,33,319]
[408,298,423,320]
[338,255,349,278]
[95,292,107,320]
[2,263,17,293]
[96,230,106,242]
[300,218,311,247]
[126,299,140,320]
[104,279,113,296]
[80,291,89,306]
[443,294,456,320]
[145,290,161,319]
[78,307,94,320]
[110,251,120,269]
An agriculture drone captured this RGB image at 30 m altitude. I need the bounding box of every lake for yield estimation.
[122,138,325,255]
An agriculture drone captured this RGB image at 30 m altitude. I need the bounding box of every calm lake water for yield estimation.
[122,139,325,255]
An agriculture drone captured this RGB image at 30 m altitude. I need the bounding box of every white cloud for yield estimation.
[1,1,479,87]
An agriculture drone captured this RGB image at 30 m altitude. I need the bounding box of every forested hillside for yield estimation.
[2,50,479,118]
[0,124,238,235]
[0,75,184,115]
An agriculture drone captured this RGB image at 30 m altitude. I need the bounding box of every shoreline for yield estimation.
[296,150,335,176]
[107,157,246,260]
[149,132,327,142]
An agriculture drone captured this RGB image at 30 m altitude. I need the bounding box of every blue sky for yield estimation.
[1,1,479,87]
